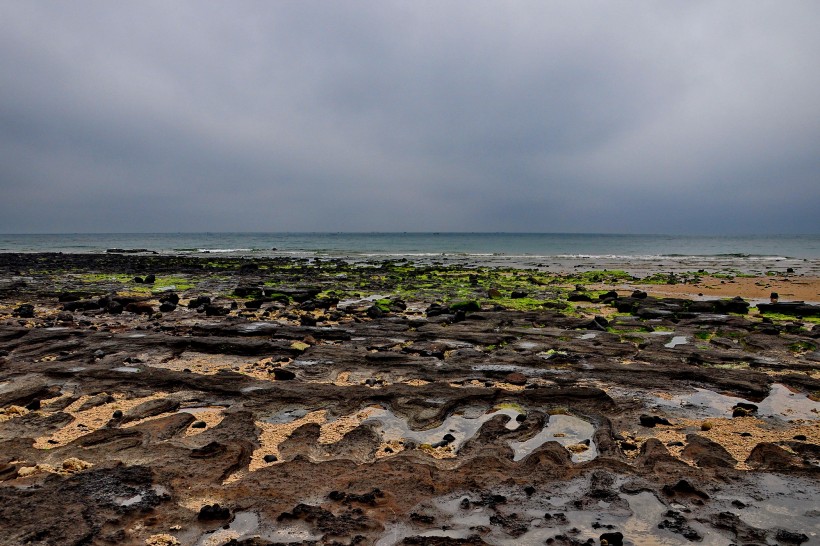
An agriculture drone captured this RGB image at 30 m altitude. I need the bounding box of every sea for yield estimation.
[1,233,819,275]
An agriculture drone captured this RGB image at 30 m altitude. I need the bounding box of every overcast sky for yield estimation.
[1,1,818,234]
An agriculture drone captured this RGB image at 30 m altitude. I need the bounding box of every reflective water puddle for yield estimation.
[363,406,523,452]
[652,383,820,420]
[664,336,688,348]
[509,414,596,462]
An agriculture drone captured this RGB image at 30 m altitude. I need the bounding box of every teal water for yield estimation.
[1,233,818,275]
[1,232,818,259]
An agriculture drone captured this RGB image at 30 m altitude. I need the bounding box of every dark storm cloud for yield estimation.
[1,1,818,233]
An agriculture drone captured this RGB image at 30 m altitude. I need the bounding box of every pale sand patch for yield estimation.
[318,407,380,444]
[249,410,328,471]
[16,458,93,477]
[246,407,390,472]
[624,417,819,468]
[449,380,527,392]
[175,494,225,512]
[332,371,355,386]
[628,275,820,304]
[181,408,226,436]
[0,405,29,422]
[405,379,430,387]
[145,534,180,546]
[33,392,169,448]
[147,352,251,376]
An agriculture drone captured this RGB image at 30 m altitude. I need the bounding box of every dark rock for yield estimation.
[300,315,317,326]
[505,372,527,386]
[597,291,618,303]
[79,395,115,412]
[263,454,278,463]
[775,529,809,544]
[204,304,229,316]
[159,292,180,304]
[599,532,623,546]
[125,302,154,315]
[133,276,144,283]
[585,316,609,331]
[745,442,806,470]
[631,290,648,299]
[568,291,592,302]
[13,304,35,318]
[510,291,527,299]
[188,296,212,308]
[681,434,736,468]
[757,302,820,317]
[410,512,435,524]
[442,433,456,444]
[198,503,231,521]
[191,421,207,429]
[25,399,41,410]
[112,410,123,419]
[639,415,671,428]
[159,302,177,312]
[657,510,702,541]
[661,480,709,500]
[272,368,296,381]
[143,274,156,284]
[122,398,180,424]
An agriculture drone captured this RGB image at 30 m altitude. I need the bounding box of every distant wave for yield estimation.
[195,248,256,253]
[553,254,790,261]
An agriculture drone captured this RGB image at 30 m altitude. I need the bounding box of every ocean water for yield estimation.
[1,232,818,274]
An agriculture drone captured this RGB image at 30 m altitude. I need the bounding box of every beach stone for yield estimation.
[631,290,648,299]
[159,292,180,304]
[639,415,671,428]
[487,288,502,299]
[125,302,154,315]
[681,434,736,468]
[504,372,527,386]
[775,529,809,544]
[122,399,180,424]
[204,304,229,316]
[600,532,624,546]
[159,302,177,312]
[510,290,527,299]
[191,421,207,429]
[272,368,296,381]
[78,393,115,411]
[263,454,278,463]
[187,296,211,308]
[13,304,35,318]
[568,291,592,302]
[745,442,806,470]
[598,290,619,302]
[143,274,156,284]
[197,504,230,521]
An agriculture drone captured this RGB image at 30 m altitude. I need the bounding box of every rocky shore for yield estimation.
[0,253,818,545]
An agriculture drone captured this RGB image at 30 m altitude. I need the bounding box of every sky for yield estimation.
[1,1,819,235]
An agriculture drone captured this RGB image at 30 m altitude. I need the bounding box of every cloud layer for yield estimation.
[1,1,818,234]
